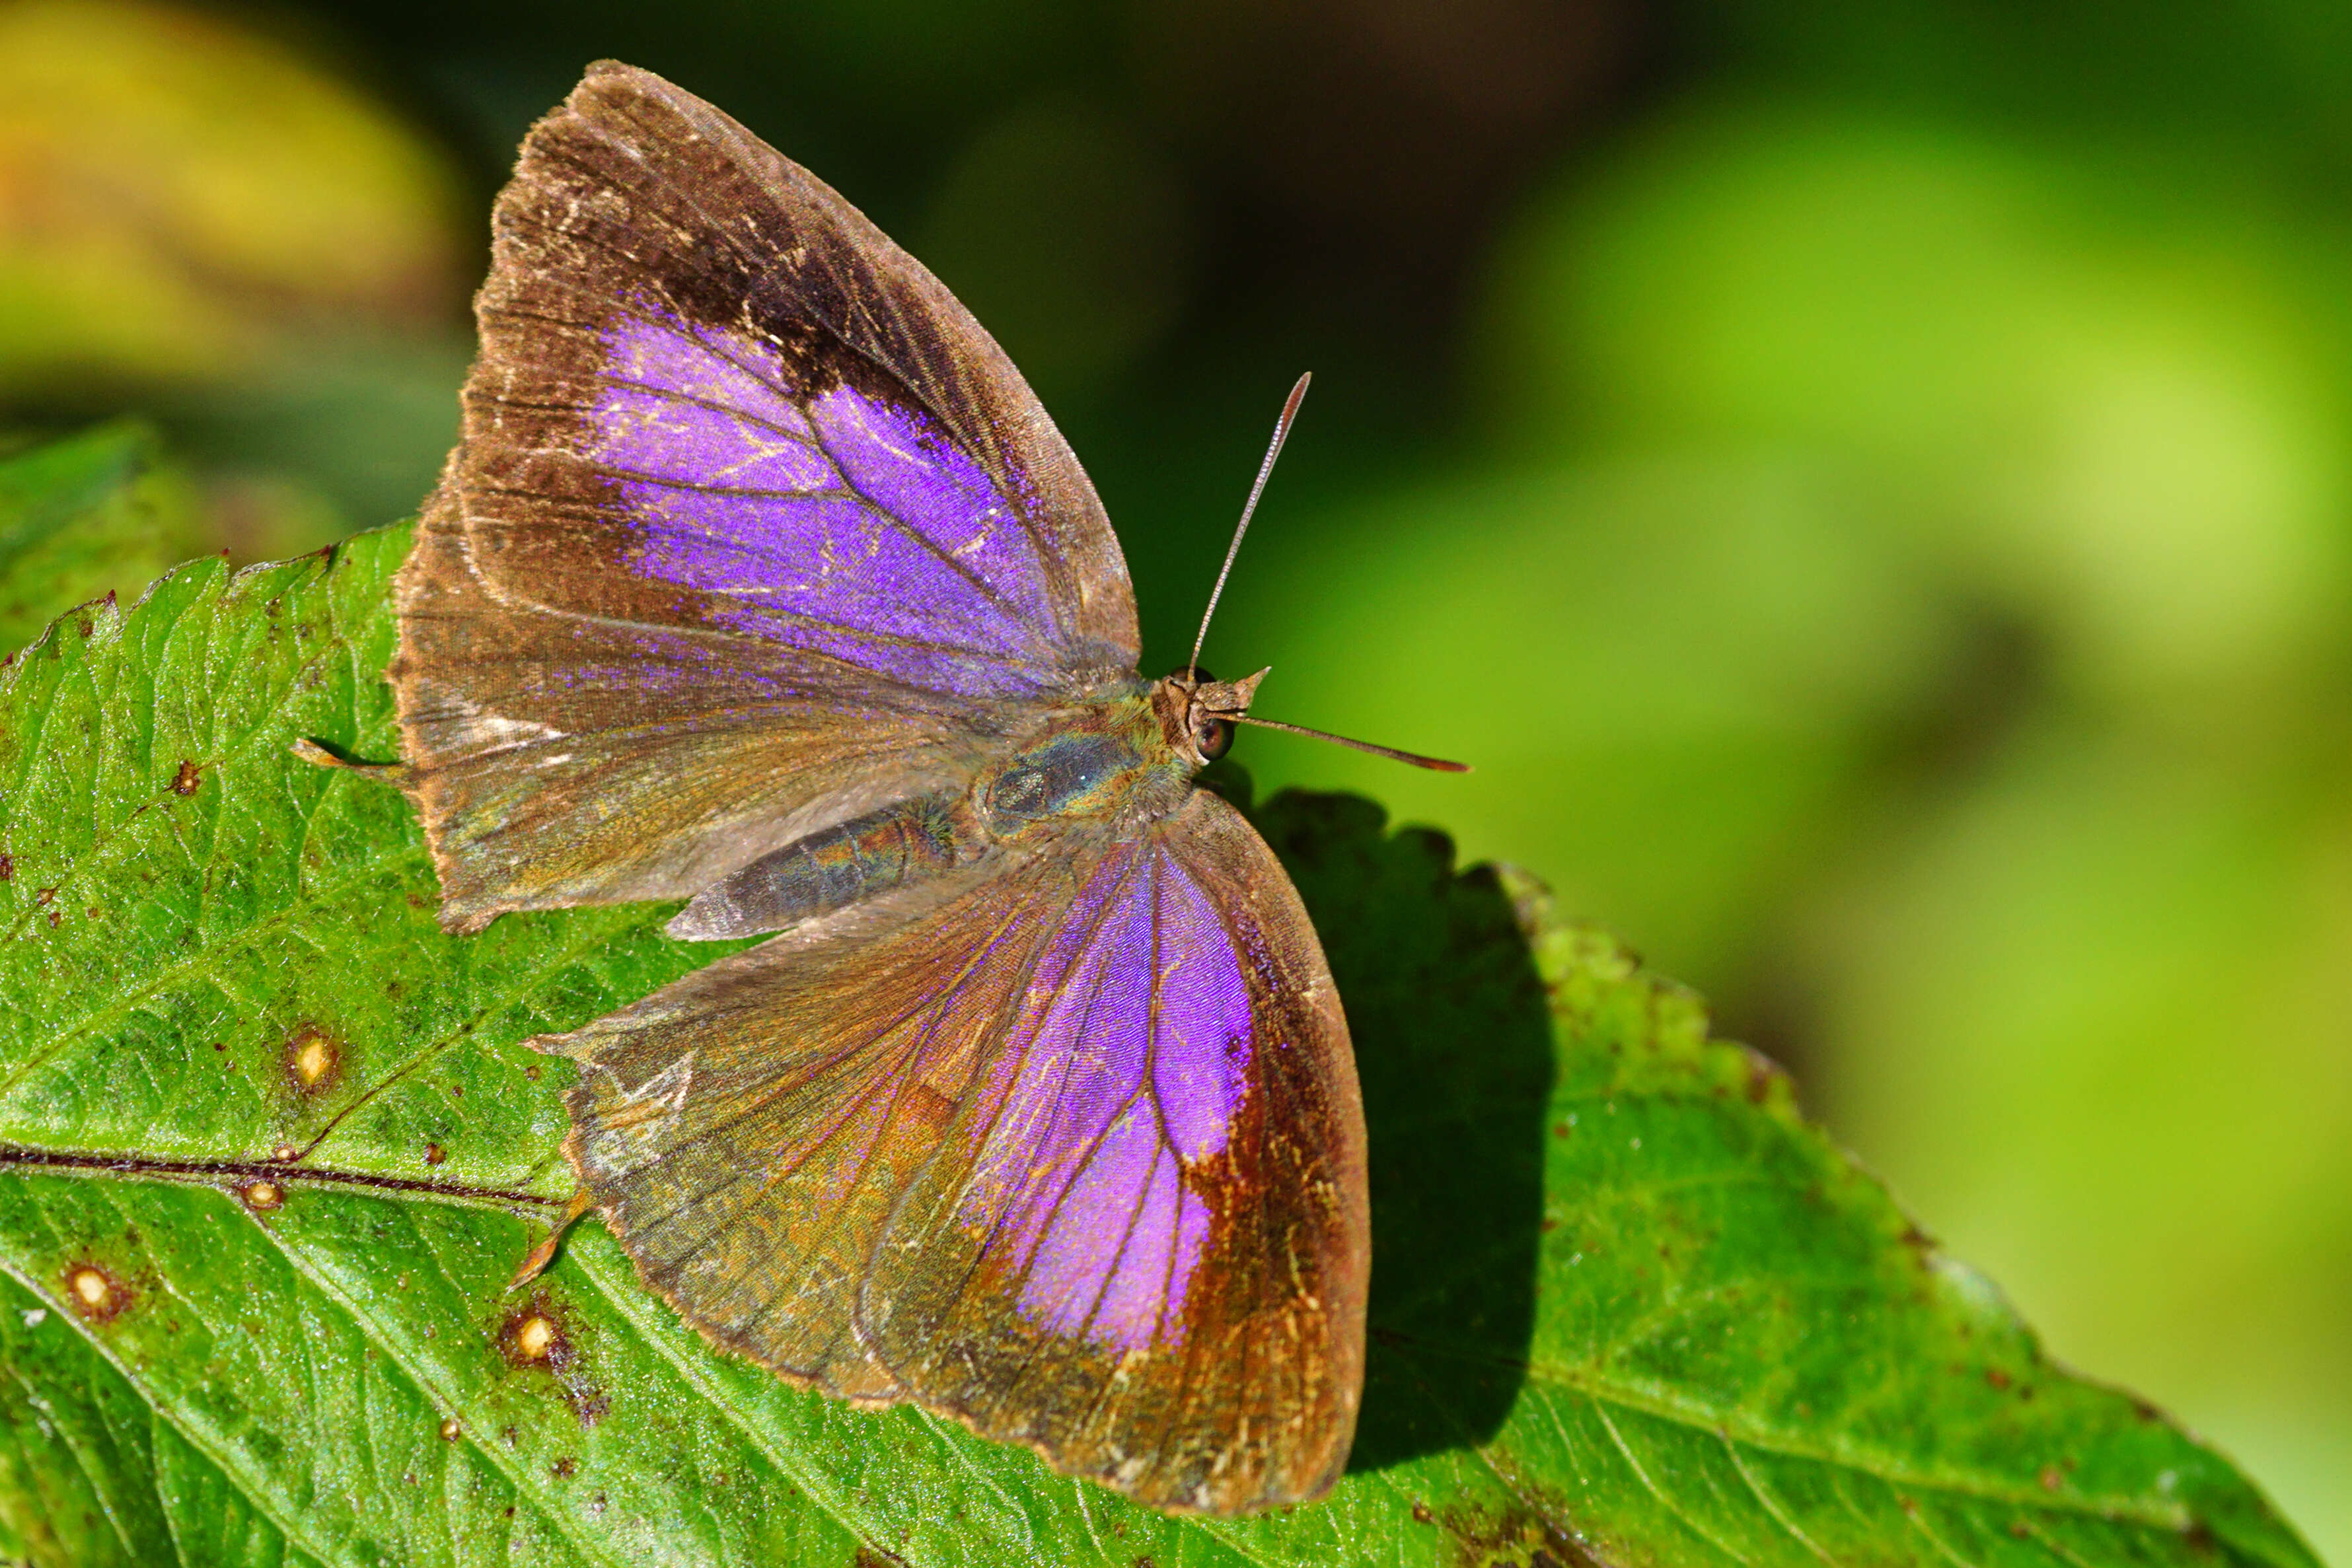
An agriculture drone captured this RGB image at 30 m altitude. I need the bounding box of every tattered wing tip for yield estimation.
[522,1029,587,1060]
[435,901,499,937]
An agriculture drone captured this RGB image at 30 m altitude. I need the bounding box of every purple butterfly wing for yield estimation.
[546,790,1368,1514]
[393,62,1138,930]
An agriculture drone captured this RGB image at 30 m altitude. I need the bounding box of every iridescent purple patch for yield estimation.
[591,307,1064,699]
[953,847,1253,1350]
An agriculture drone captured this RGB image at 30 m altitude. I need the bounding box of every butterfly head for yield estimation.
[1156,665,1268,768]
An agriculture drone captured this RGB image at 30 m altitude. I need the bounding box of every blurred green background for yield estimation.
[3,0,2345,1551]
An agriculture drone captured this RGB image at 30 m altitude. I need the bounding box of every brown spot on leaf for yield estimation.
[283,1024,342,1095]
[499,1297,574,1374]
[1985,1368,2012,1391]
[270,1142,301,1162]
[439,1416,462,1441]
[524,1063,541,1081]
[551,1456,577,1479]
[33,886,54,906]
[424,1142,446,1166]
[63,1264,128,1322]
[0,853,12,881]
[2038,1466,2062,1492]
[237,1180,283,1213]
[1411,1501,1434,1524]
[1435,1493,1602,1568]
[171,760,201,796]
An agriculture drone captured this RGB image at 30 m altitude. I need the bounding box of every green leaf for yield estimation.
[0,448,2320,1565]
[0,421,208,657]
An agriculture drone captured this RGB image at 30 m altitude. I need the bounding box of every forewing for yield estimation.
[394,61,1140,929]
[548,791,1368,1514]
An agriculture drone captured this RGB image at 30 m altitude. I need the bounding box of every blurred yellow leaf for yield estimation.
[0,0,466,397]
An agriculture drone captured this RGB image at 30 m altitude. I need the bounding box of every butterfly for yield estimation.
[384,61,1459,1515]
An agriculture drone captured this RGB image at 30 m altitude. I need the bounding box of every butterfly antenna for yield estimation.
[1189,372,1313,683]
[1232,715,1471,772]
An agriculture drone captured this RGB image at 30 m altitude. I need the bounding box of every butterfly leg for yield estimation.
[288,736,414,785]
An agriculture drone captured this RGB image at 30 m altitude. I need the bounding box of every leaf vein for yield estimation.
[0,1248,330,1565]
[229,1209,620,1568]
[1590,1395,1754,1567]
[568,1239,876,1559]
[1722,1432,1843,1568]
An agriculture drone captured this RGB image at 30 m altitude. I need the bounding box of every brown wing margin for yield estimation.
[391,61,1144,928]
[546,793,1369,1515]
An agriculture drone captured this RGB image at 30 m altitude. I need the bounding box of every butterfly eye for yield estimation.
[1194,713,1233,762]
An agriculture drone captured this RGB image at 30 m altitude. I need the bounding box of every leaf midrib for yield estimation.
[0,1146,560,1212]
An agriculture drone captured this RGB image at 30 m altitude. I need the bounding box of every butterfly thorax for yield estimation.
[978,697,1178,837]
[971,668,1264,841]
